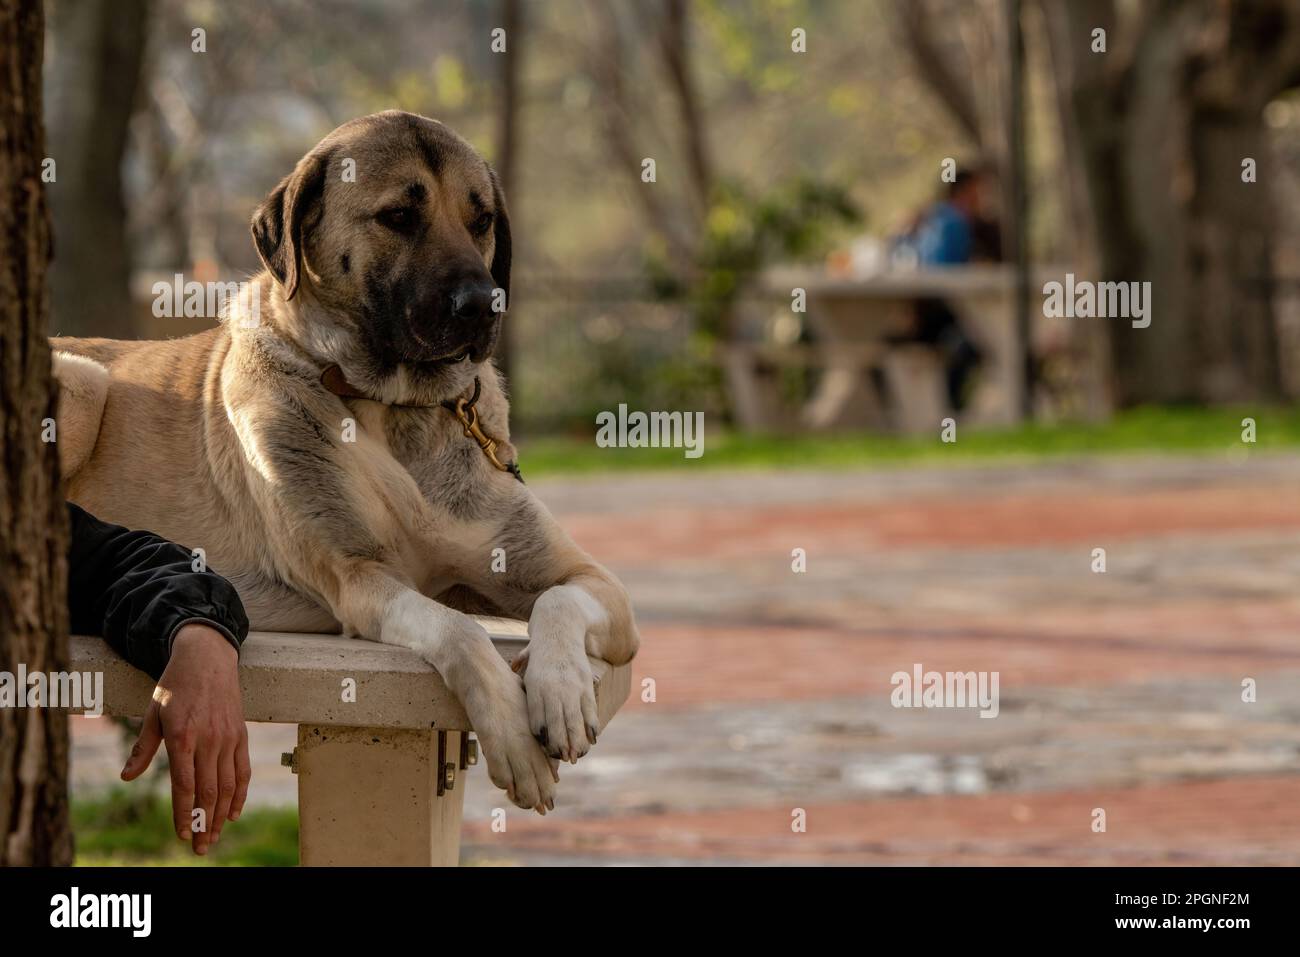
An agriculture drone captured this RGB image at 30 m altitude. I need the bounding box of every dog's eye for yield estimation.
[376,207,417,232]
[470,212,494,236]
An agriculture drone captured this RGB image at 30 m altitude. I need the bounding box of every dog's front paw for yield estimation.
[520,640,600,764]
[466,669,559,814]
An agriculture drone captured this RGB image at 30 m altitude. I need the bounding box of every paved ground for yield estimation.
[70,452,1300,865]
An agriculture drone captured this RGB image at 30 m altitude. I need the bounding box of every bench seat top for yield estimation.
[69,618,630,732]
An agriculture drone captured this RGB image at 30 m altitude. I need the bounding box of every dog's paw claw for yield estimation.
[523,642,600,764]
[471,672,558,812]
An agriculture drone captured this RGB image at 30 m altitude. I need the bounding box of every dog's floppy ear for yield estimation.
[250,147,331,300]
[488,166,512,307]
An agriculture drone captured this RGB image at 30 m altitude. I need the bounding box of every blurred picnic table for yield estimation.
[728,263,1060,434]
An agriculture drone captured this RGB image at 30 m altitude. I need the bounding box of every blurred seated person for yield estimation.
[891,166,1001,410]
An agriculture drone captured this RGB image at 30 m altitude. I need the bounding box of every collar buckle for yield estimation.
[442,377,524,482]
[320,365,523,482]
[451,397,509,472]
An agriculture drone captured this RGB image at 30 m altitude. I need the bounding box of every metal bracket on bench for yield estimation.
[458,734,478,770]
[436,730,456,796]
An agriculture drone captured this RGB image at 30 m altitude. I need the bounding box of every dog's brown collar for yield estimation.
[320,363,420,405]
[319,364,523,482]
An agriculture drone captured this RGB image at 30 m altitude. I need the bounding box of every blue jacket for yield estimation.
[916,201,972,265]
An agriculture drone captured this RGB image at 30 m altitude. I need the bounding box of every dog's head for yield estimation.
[250,111,510,394]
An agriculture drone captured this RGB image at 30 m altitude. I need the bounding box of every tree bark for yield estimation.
[897,0,987,148]
[0,0,74,867]
[494,0,522,389]
[1189,112,1283,400]
[46,0,149,338]
[586,0,696,274]
[658,0,712,217]
[1046,0,1294,405]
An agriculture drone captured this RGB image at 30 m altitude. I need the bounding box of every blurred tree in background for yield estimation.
[904,0,1300,406]
[1044,0,1300,406]
[46,0,149,338]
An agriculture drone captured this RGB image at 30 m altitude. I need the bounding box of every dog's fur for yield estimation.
[52,111,638,813]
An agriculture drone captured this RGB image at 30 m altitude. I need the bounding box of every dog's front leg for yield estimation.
[479,495,640,764]
[517,570,639,764]
[339,572,558,813]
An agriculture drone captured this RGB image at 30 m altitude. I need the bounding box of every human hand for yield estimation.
[120,623,249,856]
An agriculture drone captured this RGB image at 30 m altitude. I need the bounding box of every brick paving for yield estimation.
[465,777,1300,866]
[69,452,1300,865]
[461,453,1300,865]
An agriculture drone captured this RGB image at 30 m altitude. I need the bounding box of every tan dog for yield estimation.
[52,111,638,814]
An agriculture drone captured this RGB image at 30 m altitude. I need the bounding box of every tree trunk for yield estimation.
[46,0,149,339]
[586,0,696,274]
[658,0,712,217]
[0,0,74,867]
[897,0,986,148]
[494,0,522,389]
[1186,115,1284,401]
[1047,0,1293,405]
[1105,13,1200,403]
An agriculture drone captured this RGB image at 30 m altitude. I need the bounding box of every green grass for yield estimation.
[74,787,298,866]
[515,405,1300,477]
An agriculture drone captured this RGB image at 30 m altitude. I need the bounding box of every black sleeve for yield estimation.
[66,503,249,681]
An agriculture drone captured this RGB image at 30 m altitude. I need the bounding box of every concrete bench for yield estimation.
[70,618,631,866]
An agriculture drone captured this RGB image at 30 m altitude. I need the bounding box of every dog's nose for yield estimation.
[450,280,496,322]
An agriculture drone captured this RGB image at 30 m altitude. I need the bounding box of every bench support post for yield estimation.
[293,725,467,866]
